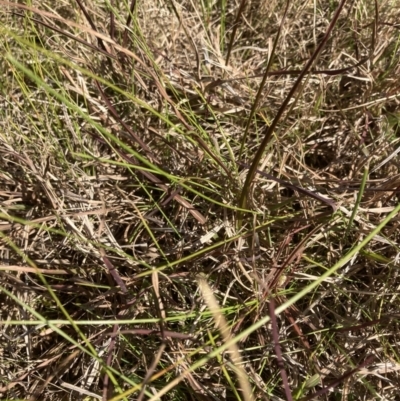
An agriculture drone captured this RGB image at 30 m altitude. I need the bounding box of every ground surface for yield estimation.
[1,0,400,400]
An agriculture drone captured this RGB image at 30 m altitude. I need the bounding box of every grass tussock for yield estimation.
[1,0,400,400]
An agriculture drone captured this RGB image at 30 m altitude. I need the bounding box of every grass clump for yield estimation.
[1,0,400,400]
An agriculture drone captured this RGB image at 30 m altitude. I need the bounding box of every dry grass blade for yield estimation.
[197,276,254,401]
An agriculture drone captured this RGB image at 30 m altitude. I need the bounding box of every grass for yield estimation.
[1,0,400,400]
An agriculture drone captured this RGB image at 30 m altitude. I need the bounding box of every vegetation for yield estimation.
[1,0,400,400]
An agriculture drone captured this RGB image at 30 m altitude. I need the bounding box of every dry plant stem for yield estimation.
[238,0,290,159]
[163,57,369,101]
[93,80,160,164]
[122,0,137,48]
[166,0,201,79]
[332,316,391,333]
[137,343,167,401]
[99,248,127,293]
[109,1,115,41]
[299,355,375,401]
[269,298,293,401]
[29,349,81,400]
[11,12,116,60]
[371,0,378,56]
[263,221,331,295]
[102,324,119,401]
[238,0,349,216]
[238,162,337,212]
[226,57,369,81]
[225,0,247,68]
[74,0,109,54]
[135,223,168,400]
